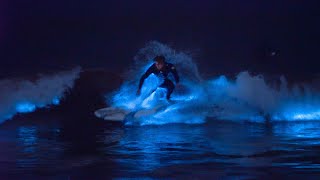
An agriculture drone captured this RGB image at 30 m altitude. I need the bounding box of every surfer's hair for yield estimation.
[154,55,165,64]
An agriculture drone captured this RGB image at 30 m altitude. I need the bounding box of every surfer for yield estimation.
[137,55,180,101]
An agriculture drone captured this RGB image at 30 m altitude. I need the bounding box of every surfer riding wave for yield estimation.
[136,55,180,101]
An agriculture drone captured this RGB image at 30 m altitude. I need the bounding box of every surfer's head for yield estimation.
[154,55,165,70]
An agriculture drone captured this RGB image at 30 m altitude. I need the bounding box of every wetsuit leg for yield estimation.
[160,79,175,100]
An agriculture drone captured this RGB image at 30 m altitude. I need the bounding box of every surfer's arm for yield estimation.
[170,65,180,84]
[138,64,154,90]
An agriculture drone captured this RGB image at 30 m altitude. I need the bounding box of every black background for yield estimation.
[1,0,319,80]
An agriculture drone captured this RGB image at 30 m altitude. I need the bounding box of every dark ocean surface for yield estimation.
[1,115,320,179]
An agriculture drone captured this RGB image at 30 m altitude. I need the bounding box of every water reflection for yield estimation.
[106,120,320,174]
[273,121,320,139]
[15,125,64,171]
[18,126,38,153]
[16,126,38,168]
[109,125,206,172]
[2,119,320,178]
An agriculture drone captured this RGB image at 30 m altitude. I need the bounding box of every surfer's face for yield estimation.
[155,62,164,70]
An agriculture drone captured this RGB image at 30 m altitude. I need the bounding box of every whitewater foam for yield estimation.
[109,41,320,125]
[0,67,81,123]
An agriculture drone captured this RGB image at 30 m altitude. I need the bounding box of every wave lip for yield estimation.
[0,67,81,123]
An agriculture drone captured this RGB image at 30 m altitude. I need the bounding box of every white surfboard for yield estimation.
[94,107,130,121]
[95,100,180,122]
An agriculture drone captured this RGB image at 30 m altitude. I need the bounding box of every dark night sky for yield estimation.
[0,0,319,80]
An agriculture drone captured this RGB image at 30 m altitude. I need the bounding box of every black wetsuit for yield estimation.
[138,62,179,100]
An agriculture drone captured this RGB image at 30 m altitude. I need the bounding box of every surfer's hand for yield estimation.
[136,89,141,96]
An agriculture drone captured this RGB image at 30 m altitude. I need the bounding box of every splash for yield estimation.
[0,67,81,123]
[108,41,320,125]
[206,73,320,122]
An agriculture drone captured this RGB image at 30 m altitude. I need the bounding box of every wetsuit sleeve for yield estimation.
[170,65,180,83]
[138,64,154,90]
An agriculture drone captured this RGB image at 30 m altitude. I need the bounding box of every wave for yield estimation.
[109,41,320,125]
[0,67,81,123]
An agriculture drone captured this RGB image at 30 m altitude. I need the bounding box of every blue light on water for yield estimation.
[0,67,80,122]
[15,97,61,114]
[273,121,320,139]
[273,102,320,121]
[284,110,320,121]
[52,97,60,105]
[293,112,320,120]
[17,126,39,168]
[16,102,36,113]
[18,126,38,147]
[10,97,61,118]
[210,75,229,87]
[107,43,320,124]
[111,65,320,124]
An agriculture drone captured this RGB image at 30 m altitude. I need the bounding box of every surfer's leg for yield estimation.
[166,81,175,100]
[160,79,175,100]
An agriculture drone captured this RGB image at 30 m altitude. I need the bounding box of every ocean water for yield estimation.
[1,116,320,179]
[1,41,320,179]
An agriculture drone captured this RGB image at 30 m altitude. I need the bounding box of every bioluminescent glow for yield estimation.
[18,126,38,149]
[16,102,37,113]
[108,41,320,125]
[293,112,320,120]
[276,104,320,121]
[16,126,39,168]
[0,67,81,123]
[15,97,60,114]
[52,97,60,105]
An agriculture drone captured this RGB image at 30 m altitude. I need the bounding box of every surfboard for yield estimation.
[94,107,130,121]
[94,105,166,122]
[95,100,181,122]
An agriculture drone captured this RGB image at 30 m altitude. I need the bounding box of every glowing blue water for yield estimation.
[52,97,60,105]
[2,119,320,179]
[0,67,80,123]
[109,41,320,124]
[15,96,60,114]
[16,102,37,113]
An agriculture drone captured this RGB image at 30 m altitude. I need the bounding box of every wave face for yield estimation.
[0,67,81,123]
[109,41,320,125]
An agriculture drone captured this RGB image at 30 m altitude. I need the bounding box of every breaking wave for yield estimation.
[109,41,320,125]
[0,67,81,123]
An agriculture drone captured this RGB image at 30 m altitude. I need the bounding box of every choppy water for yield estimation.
[1,117,320,179]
